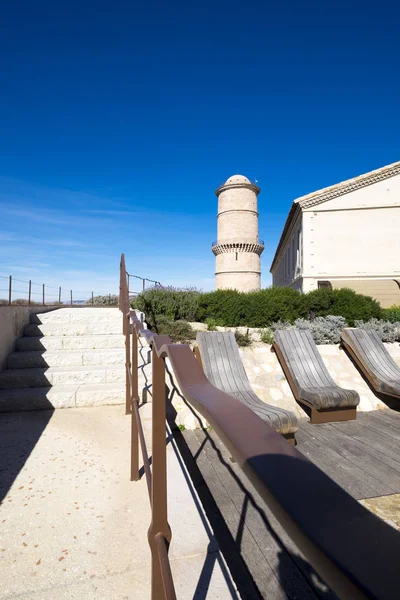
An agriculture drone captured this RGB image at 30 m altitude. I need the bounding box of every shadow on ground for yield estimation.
[0,409,54,504]
[163,365,340,600]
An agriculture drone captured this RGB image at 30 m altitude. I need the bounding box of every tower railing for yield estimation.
[212,238,265,247]
[120,253,400,600]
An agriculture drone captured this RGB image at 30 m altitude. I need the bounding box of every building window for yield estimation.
[318,281,332,290]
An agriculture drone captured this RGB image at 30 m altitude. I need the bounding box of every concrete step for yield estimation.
[30,307,121,323]
[16,334,125,351]
[7,348,125,369]
[0,383,125,411]
[0,365,125,388]
[24,321,122,336]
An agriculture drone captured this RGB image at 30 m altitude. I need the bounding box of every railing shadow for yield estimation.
[164,364,339,600]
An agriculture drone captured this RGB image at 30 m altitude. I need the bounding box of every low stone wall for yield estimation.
[240,343,400,420]
[0,307,57,371]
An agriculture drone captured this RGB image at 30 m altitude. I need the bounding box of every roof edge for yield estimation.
[295,160,400,209]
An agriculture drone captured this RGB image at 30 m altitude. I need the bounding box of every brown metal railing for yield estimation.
[120,253,400,600]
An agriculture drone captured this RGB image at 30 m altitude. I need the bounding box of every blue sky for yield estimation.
[1,1,399,298]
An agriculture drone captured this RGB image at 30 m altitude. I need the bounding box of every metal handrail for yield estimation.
[120,253,400,600]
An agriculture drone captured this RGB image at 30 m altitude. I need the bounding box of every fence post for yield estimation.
[59,287,61,304]
[42,284,45,306]
[28,280,32,305]
[142,278,145,292]
[148,348,172,600]
[70,290,73,306]
[109,293,111,305]
[8,275,12,305]
[91,291,94,306]
[130,322,139,481]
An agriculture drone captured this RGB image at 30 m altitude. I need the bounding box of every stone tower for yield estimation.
[212,175,264,291]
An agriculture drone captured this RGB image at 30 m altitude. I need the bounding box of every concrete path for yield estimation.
[0,405,239,599]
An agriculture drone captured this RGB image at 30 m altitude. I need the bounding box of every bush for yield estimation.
[132,287,200,329]
[300,288,382,325]
[88,294,119,306]
[271,315,347,344]
[206,317,218,331]
[259,328,274,344]
[197,287,302,327]
[383,305,400,323]
[196,289,246,326]
[153,315,196,343]
[234,329,252,347]
[353,319,400,343]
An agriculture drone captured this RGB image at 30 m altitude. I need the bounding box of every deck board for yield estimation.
[179,409,400,600]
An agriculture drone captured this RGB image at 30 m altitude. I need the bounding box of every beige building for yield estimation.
[270,161,400,308]
[212,175,264,291]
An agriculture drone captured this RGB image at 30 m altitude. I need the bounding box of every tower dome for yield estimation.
[212,174,264,291]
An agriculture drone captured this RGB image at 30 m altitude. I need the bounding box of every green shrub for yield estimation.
[245,287,303,327]
[299,288,382,325]
[383,305,400,323]
[197,289,246,326]
[259,328,274,344]
[132,287,200,329]
[153,316,196,343]
[206,317,218,331]
[234,329,252,347]
[87,294,119,306]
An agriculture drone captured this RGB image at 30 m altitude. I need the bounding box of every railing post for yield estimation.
[70,290,73,306]
[28,280,32,305]
[125,314,132,415]
[148,347,172,600]
[42,283,45,306]
[130,322,139,481]
[59,286,61,304]
[91,291,94,306]
[8,275,12,305]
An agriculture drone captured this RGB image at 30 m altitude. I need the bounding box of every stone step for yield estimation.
[24,321,122,337]
[7,348,125,369]
[16,334,125,351]
[29,307,121,325]
[0,365,125,388]
[0,383,125,411]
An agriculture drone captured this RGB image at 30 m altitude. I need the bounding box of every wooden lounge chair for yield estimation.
[195,331,298,444]
[341,328,400,399]
[273,329,359,424]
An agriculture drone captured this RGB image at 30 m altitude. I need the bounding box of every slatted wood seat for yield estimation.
[273,329,359,424]
[341,328,400,399]
[195,331,298,443]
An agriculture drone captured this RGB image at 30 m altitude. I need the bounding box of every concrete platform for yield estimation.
[0,405,239,599]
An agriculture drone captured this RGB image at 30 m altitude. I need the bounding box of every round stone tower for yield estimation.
[212,175,264,291]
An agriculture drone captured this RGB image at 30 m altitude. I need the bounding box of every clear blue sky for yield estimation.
[1,1,399,299]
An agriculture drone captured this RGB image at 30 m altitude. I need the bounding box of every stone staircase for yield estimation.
[0,308,125,411]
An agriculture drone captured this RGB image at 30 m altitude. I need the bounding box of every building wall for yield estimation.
[273,173,400,301]
[272,213,302,287]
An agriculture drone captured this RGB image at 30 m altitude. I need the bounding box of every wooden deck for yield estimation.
[177,409,400,600]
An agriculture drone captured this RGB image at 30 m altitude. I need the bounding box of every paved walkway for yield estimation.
[0,405,239,599]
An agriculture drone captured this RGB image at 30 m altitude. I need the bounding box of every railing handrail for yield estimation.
[121,253,400,600]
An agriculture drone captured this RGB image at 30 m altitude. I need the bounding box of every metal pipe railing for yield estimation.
[120,253,400,600]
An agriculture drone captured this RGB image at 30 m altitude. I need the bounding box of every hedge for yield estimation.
[132,286,383,328]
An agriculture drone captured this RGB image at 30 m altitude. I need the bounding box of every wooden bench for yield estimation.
[273,329,359,424]
[341,328,400,400]
[195,331,298,444]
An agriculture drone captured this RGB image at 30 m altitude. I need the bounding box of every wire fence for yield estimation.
[0,272,163,306]
[0,275,115,306]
